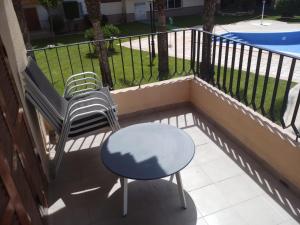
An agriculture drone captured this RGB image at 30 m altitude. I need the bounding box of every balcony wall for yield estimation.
[112,76,192,116]
[110,77,300,194]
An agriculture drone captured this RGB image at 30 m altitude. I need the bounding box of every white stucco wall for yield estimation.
[182,0,203,7]
[64,0,123,16]
[125,0,150,14]
[102,2,123,15]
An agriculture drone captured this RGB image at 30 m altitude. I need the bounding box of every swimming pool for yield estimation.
[221,31,300,57]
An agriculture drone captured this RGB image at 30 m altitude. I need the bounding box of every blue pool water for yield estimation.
[222,31,300,56]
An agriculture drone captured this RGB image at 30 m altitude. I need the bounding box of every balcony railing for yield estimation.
[28,29,300,139]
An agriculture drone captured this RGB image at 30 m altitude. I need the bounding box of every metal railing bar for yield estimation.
[129,37,136,85]
[229,42,236,97]
[260,52,272,115]
[250,49,262,110]
[222,39,229,92]
[243,46,253,105]
[280,59,296,127]
[44,49,54,85]
[236,44,245,100]
[216,37,223,89]
[269,55,283,121]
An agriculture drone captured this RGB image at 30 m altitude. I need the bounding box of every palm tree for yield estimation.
[200,0,217,81]
[85,0,113,88]
[156,0,169,80]
[12,0,32,49]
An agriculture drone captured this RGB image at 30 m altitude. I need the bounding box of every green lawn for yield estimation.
[33,38,191,94]
[265,15,300,23]
[215,66,292,124]
[32,38,291,125]
[31,13,296,125]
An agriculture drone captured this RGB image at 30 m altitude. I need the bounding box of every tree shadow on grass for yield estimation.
[277,17,300,23]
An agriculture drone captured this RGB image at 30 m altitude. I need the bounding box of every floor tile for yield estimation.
[279,219,300,225]
[183,126,210,146]
[204,207,248,225]
[200,157,244,183]
[232,196,288,225]
[196,218,209,225]
[262,194,298,223]
[215,174,263,205]
[189,184,231,216]
[192,143,227,165]
[181,165,213,191]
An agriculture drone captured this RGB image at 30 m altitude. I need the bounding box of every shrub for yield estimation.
[84,27,94,41]
[102,24,120,38]
[275,0,299,17]
[84,24,120,53]
[84,24,120,40]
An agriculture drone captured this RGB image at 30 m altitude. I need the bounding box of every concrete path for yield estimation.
[213,19,300,35]
[122,20,300,82]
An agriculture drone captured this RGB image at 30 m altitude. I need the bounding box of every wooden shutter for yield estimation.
[0,38,47,225]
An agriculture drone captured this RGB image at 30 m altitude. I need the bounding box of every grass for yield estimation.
[31,12,297,125]
[265,15,300,23]
[33,38,190,94]
[215,66,292,124]
[32,38,291,124]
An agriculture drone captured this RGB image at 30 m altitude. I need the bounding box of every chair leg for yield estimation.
[175,172,187,209]
[50,124,70,178]
[123,177,128,216]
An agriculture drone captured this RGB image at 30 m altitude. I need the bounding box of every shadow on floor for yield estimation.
[48,136,197,225]
[190,107,300,223]
[47,104,300,224]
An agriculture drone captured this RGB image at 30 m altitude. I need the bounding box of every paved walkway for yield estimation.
[213,19,300,35]
[122,20,300,82]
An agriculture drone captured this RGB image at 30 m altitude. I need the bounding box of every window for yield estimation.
[165,0,182,9]
[63,1,80,19]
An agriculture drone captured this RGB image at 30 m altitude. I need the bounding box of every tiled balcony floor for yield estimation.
[47,105,300,225]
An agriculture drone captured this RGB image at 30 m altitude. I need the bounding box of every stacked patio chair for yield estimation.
[23,57,120,178]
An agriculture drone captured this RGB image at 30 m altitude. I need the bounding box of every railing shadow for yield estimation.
[47,103,300,224]
[142,104,300,223]
[192,109,300,222]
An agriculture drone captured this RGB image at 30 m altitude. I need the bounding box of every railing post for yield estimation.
[200,32,214,82]
[190,29,196,75]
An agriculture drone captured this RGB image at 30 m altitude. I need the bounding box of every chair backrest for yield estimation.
[24,57,67,118]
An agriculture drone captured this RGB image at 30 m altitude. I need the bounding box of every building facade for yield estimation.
[22,0,204,32]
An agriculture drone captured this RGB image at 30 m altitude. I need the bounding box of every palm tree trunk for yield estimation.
[85,0,113,88]
[156,0,169,80]
[93,20,113,87]
[200,0,217,81]
[12,0,32,50]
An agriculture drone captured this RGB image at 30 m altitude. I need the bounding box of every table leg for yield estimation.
[175,172,187,209]
[170,174,174,182]
[123,177,128,216]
